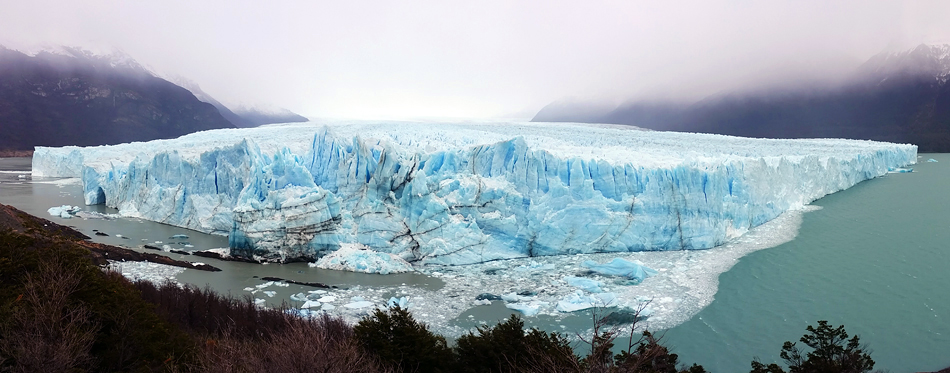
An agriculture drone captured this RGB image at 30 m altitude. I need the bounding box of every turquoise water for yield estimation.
[663,154,950,372]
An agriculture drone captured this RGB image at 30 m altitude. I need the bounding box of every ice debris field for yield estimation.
[31,120,917,334]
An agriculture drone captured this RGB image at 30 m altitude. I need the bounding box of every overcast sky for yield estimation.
[2,0,950,120]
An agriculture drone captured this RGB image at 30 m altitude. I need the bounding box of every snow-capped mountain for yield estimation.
[534,44,950,151]
[858,44,950,82]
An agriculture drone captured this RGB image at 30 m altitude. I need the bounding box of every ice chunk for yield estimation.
[170,234,189,239]
[582,258,658,282]
[501,292,534,302]
[473,299,492,306]
[555,291,619,313]
[47,205,80,218]
[312,243,413,274]
[301,300,321,309]
[344,300,374,309]
[565,276,605,293]
[506,301,544,317]
[32,120,917,265]
[317,296,336,303]
[263,291,276,297]
[388,296,410,309]
[928,158,939,162]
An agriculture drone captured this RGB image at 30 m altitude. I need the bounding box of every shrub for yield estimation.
[0,231,197,371]
[354,306,456,373]
[198,314,385,373]
[454,314,578,373]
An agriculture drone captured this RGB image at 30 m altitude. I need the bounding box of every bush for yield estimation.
[354,305,456,373]
[198,313,385,373]
[454,314,578,373]
[0,231,197,371]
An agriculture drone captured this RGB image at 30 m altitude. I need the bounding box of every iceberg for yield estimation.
[505,301,546,317]
[555,291,619,313]
[565,276,605,293]
[310,243,413,274]
[582,258,658,282]
[32,120,918,265]
[47,205,81,219]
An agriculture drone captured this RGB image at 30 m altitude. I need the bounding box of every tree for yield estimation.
[354,305,456,373]
[751,320,874,373]
[455,314,577,373]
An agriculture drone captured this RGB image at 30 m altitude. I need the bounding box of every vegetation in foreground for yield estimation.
[0,203,912,372]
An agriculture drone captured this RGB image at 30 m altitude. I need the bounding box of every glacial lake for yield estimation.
[2,154,949,372]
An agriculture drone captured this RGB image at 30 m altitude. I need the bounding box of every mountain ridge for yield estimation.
[533,44,950,151]
[0,45,310,154]
[0,46,235,152]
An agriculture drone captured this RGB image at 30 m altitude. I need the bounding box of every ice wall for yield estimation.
[32,121,918,264]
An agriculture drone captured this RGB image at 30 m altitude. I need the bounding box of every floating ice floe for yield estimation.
[344,300,374,309]
[506,301,547,317]
[388,296,410,309]
[928,158,939,162]
[47,205,81,219]
[556,291,620,313]
[74,211,119,220]
[311,243,413,274]
[565,276,605,293]
[582,258,658,282]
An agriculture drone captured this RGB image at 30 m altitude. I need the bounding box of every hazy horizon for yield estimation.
[3,1,950,121]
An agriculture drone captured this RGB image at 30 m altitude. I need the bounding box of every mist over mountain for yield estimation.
[230,104,309,127]
[0,46,235,153]
[534,44,950,152]
[0,46,311,155]
[170,76,308,128]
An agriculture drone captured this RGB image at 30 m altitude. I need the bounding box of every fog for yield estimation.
[2,0,949,120]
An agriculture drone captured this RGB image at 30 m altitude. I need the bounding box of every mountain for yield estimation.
[533,44,950,152]
[168,77,309,128]
[168,76,254,128]
[0,46,235,154]
[231,104,309,127]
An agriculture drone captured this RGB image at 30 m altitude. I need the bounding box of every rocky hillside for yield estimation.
[534,44,950,151]
[0,47,235,153]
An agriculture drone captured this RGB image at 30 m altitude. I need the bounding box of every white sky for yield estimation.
[2,0,950,120]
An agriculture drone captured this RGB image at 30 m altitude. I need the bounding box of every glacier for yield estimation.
[32,120,917,265]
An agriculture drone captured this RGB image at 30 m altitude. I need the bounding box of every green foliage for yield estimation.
[454,314,577,372]
[613,331,706,373]
[354,305,456,373]
[750,321,874,373]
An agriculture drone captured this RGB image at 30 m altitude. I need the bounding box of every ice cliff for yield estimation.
[32,121,917,265]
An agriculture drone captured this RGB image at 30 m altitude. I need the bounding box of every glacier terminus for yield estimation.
[32,120,917,267]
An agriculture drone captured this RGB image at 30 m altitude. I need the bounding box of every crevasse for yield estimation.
[32,121,918,265]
